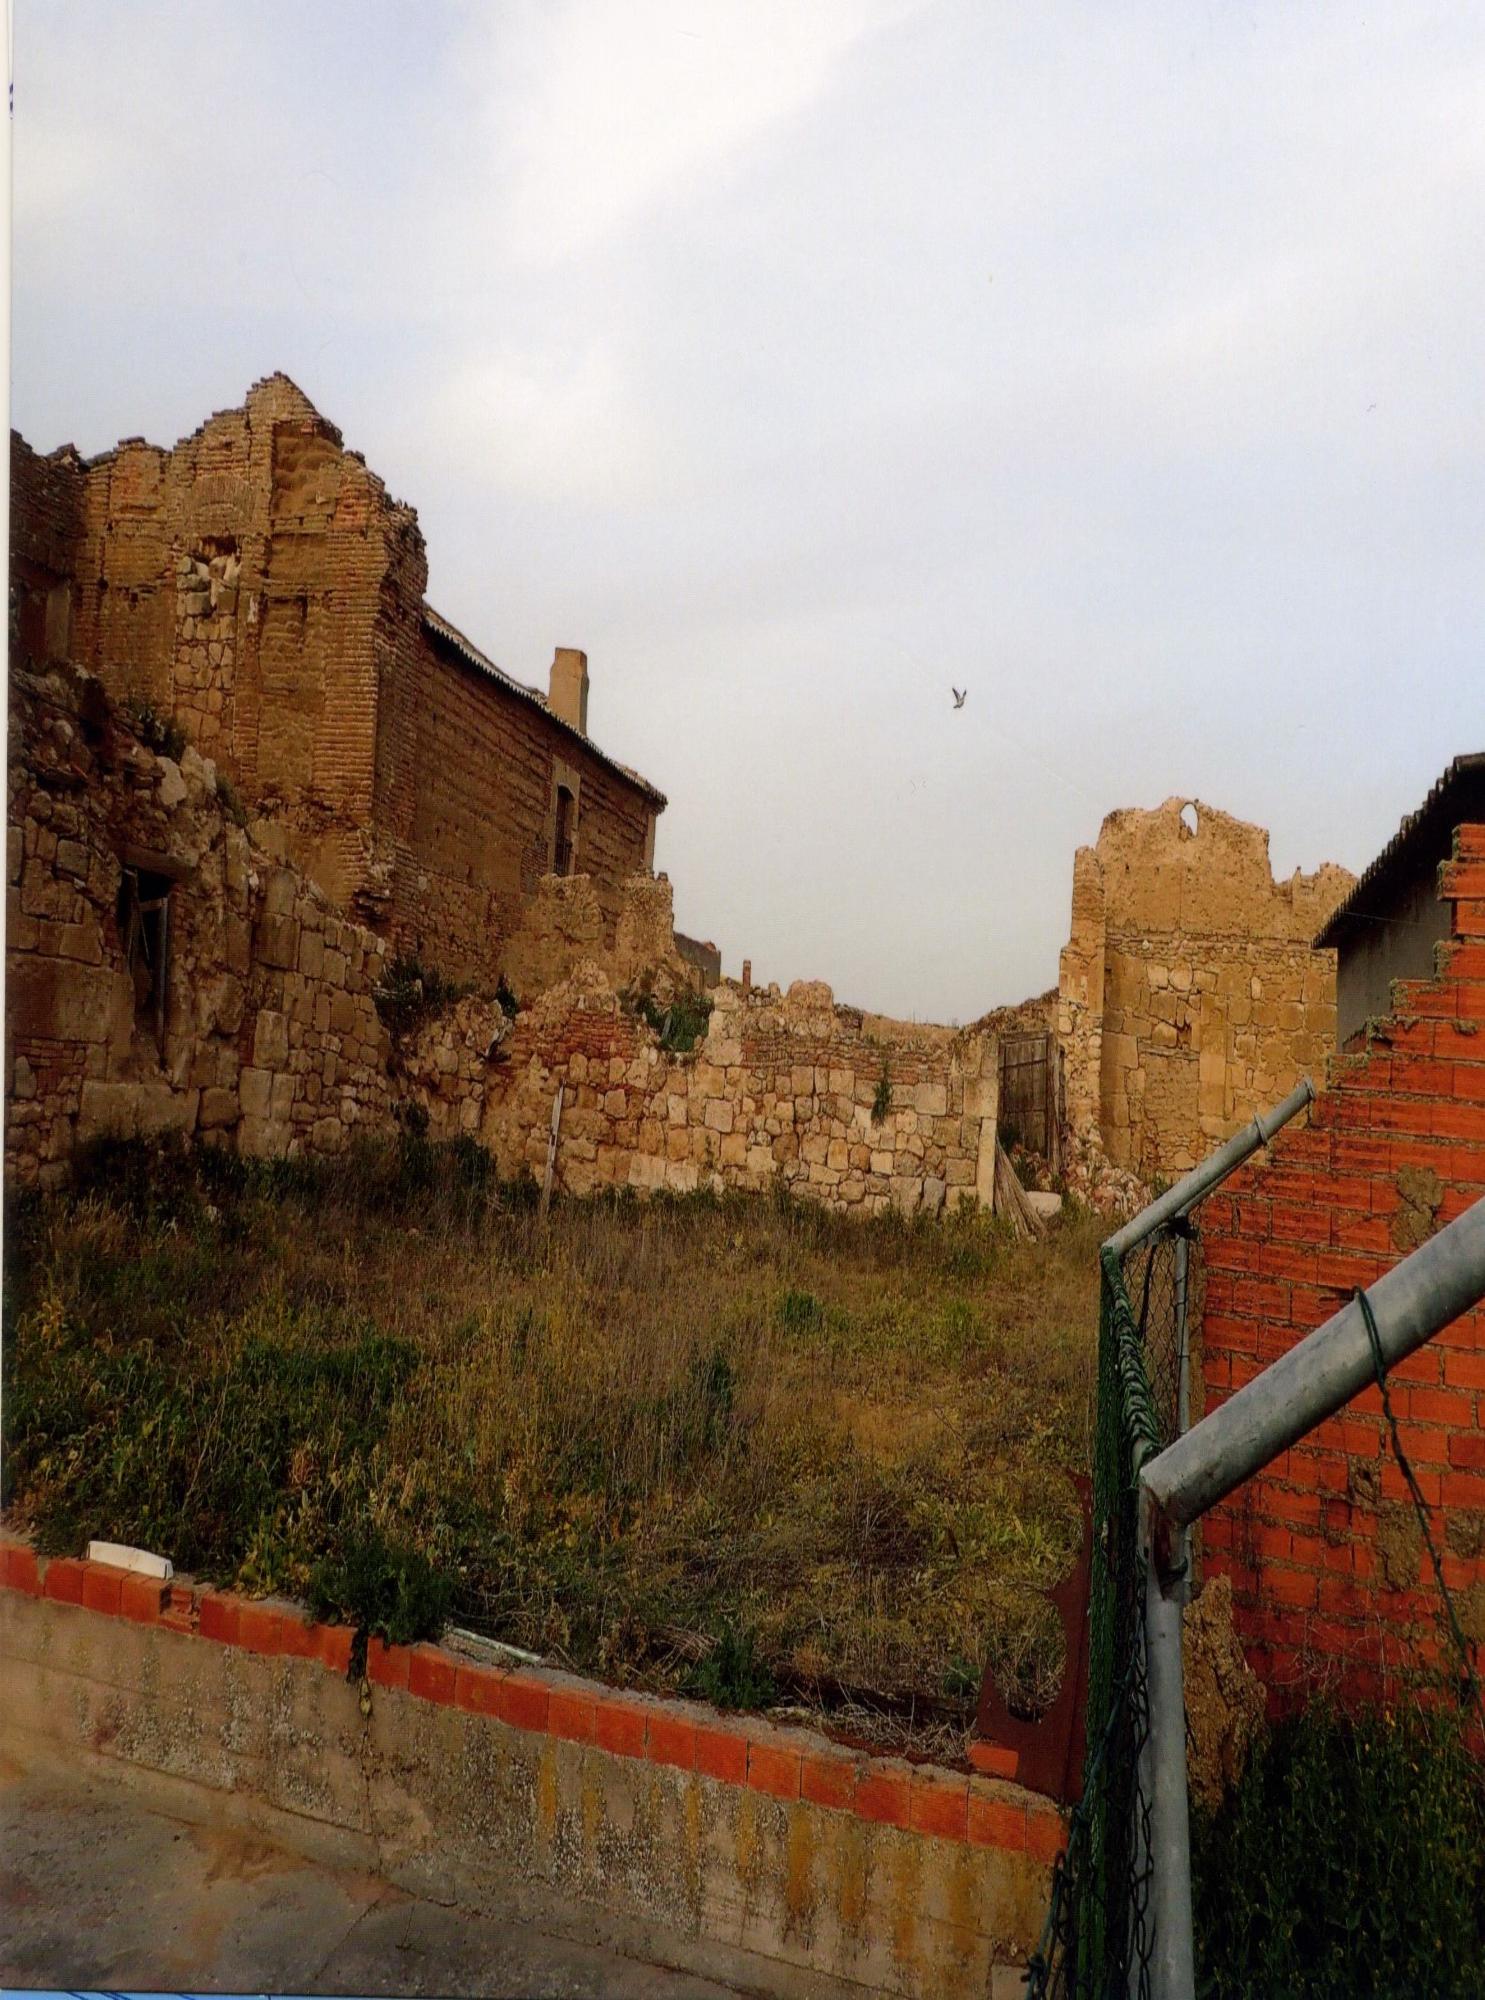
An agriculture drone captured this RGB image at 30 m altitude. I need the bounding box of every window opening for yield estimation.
[118,866,172,1050]
[554,784,576,877]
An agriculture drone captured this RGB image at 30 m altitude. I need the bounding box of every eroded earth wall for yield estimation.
[1057,799,1354,1180]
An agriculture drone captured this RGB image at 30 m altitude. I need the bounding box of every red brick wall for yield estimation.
[1197,826,1485,1710]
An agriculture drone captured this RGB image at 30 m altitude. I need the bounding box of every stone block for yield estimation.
[253,1009,290,1069]
[239,1067,273,1119]
[703,1099,733,1133]
[264,867,299,918]
[198,1087,241,1130]
[8,955,128,1047]
[258,914,300,970]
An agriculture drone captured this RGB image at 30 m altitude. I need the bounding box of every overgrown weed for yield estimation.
[3,1138,1101,1743]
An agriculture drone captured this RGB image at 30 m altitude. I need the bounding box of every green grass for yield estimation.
[2,1134,1100,1750]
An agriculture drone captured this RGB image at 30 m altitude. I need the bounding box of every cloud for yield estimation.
[413,344,670,508]
[456,0,924,264]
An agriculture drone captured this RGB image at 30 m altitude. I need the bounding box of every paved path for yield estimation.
[0,1753,745,1998]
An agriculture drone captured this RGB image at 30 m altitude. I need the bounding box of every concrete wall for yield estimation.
[1197,824,1485,1710]
[9,380,662,989]
[0,1543,1061,1999]
[1057,797,1354,1182]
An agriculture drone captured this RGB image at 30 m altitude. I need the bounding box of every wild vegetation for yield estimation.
[2,1132,1099,1754]
[1192,1692,1485,1999]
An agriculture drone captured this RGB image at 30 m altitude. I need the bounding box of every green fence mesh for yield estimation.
[1025,1223,1201,1999]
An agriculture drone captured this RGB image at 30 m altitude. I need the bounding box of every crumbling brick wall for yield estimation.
[1197,827,1485,1709]
[10,380,661,992]
[472,973,998,1214]
[6,663,395,1185]
[1057,799,1354,1182]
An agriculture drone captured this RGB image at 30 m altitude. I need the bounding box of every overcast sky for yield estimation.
[12,3,1484,1020]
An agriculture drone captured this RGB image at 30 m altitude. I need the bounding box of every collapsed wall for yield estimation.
[1057,798,1354,1183]
[6,666,994,1220]
[6,662,396,1186]
[466,975,998,1215]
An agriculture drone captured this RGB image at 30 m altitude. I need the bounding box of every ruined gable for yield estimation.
[10,378,670,995]
[1058,797,1354,1181]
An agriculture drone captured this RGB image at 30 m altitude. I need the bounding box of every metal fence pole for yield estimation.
[1142,1489,1195,2000]
[1144,1194,1485,1530]
[1133,1191,1485,2000]
[1104,1079,1314,1263]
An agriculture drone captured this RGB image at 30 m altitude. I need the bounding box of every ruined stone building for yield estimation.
[9,374,667,987]
[1057,798,1355,1182]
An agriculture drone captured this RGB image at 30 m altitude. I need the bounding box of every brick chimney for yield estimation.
[549,647,589,735]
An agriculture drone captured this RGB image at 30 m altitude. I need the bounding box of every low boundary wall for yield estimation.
[0,1540,1061,1999]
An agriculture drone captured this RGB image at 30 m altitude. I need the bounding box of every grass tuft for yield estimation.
[3,1139,1101,1744]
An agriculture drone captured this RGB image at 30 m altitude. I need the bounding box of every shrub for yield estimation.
[684,1624,777,1711]
[630,988,714,1054]
[1192,1693,1485,1999]
[374,954,470,1040]
[309,1527,453,1680]
[126,701,187,763]
[872,1058,893,1125]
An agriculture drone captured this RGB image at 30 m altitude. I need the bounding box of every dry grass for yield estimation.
[3,1133,1100,1751]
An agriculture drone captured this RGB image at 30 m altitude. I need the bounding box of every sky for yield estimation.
[11,2,1484,1021]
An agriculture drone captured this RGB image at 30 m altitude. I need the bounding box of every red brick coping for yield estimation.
[0,1537,1066,1865]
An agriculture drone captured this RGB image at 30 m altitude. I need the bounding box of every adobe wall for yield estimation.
[467,973,998,1215]
[11,381,424,923]
[1196,826,1485,1710]
[1057,799,1354,1182]
[0,1546,1059,1999]
[5,662,395,1186]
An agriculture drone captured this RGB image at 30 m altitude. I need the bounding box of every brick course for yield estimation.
[0,1531,1062,1868]
[1197,824,1485,1709]
[10,377,663,990]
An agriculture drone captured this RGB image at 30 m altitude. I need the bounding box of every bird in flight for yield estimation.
[951,687,967,709]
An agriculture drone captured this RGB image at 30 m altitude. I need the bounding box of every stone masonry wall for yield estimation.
[465,972,999,1215]
[10,380,663,992]
[6,667,986,1223]
[1057,798,1354,1182]
[6,663,394,1187]
[1196,825,1485,1713]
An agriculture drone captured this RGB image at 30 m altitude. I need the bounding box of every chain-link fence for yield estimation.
[1025,1221,1202,2000]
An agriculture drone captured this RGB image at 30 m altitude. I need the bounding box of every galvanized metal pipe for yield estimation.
[1142,1495,1195,2000]
[1143,1193,1485,1530]
[1175,1230,1192,1442]
[1103,1079,1314,1262]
